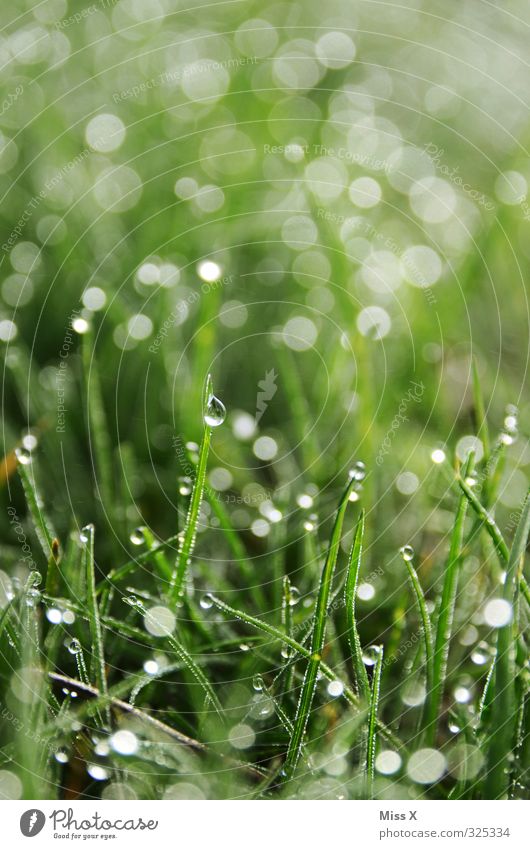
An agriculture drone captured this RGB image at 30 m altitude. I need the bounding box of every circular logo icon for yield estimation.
[20,810,46,837]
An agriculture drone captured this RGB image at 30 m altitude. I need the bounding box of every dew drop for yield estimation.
[80,524,93,543]
[288,586,301,606]
[54,749,69,764]
[471,641,491,666]
[123,595,144,611]
[204,394,226,427]
[327,679,344,697]
[454,685,471,704]
[15,446,32,465]
[143,659,159,675]
[281,645,294,660]
[87,764,108,781]
[297,493,314,509]
[130,527,146,546]
[200,594,213,610]
[362,644,381,667]
[29,570,42,587]
[26,588,41,607]
[110,729,139,755]
[68,638,82,655]
[303,513,318,532]
[349,461,366,482]
[252,675,264,692]
[400,544,414,561]
[178,476,192,496]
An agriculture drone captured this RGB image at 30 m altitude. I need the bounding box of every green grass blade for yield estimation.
[485,489,530,798]
[344,510,370,701]
[366,645,384,797]
[400,548,434,731]
[170,375,221,603]
[472,359,490,462]
[16,458,56,559]
[457,476,509,563]
[426,455,473,744]
[82,330,115,516]
[283,477,356,778]
[82,523,109,723]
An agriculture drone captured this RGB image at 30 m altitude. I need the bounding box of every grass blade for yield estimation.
[472,359,490,462]
[82,523,109,723]
[170,375,223,603]
[400,547,434,732]
[16,458,57,559]
[283,477,356,778]
[344,510,370,701]
[205,592,414,754]
[485,489,530,798]
[426,455,473,744]
[366,645,384,797]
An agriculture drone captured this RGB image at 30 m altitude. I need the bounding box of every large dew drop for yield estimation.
[204,394,226,427]
[399,544,414,562]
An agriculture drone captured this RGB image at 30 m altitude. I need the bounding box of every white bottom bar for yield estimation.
[2,800,527,848]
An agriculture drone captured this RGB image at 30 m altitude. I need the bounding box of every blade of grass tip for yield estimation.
[205,595,406,754]
[282,475,356,779]
[16,456,57,559]
[82,523,109,724]
[125,597,223,716]
[399,546,434,732]
[426,454,474,745]
[485,489,530,798]
[366,645,384,798]
[169,375,225,603]
[344,510,370,702]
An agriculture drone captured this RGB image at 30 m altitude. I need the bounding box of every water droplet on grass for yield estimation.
[178,476,192,496]
[15,446,32,464]
[110,730,139,755]
[130,527,146,545]
[252,675,264,692]
[80,524,93,543]
[471,641,491,665]
[362,645,381,666]
[327,680,344,697]
[68,638,82,655]
[200,594,213,610]
[288,586,300,606]
[400,544,414,561]
[204,394,226,427]
[349,461,366,481]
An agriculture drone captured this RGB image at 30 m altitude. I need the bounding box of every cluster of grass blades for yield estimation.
[0,372,529,801]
